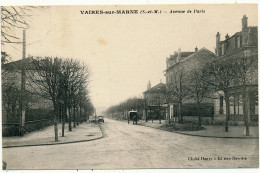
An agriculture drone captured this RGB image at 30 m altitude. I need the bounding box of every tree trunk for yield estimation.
[158,106,161,124]
[73,106,76,127]
[58,103,62,123]
[86,110,89,121]
[145,109,148,122]
[179,101,183,124]
[152,111,153,123]
[79,106,82,123]
[69,107,72,131]
[53,102,59,142]
[76,107,79,126]
[224,92,230,132]
[62,104,66,137]
[197,103,201,127]
[242,87,250,136]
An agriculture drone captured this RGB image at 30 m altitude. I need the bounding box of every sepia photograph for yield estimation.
[1,2,259,170]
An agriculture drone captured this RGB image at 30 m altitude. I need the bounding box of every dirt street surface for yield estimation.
[3,118,259,169]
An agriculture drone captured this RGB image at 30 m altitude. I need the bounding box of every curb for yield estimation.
[3,136,103,148]
[3,123,104,148]
[138,123,259,139]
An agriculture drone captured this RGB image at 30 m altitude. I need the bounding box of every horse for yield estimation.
[132,114,138,125]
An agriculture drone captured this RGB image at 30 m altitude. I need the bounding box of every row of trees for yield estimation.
[28,56,94,141]
[2,55,94,140]
[166,54,257,135]
[106,97,144,119]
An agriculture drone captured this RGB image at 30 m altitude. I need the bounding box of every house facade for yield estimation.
[214,15,258,125]
[165,47,217,122]
[143,82,167,121]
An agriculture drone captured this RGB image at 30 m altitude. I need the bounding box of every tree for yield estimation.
[30,57,63,142]
[233,55,257,136]
[203,58,237,132]
[1,6,47,45]
[106,97,145,120]
[1,52,11,65]
[61,59,91,130]
[2,72,21,123]
[166,67,189,124]
[188,69,211,127]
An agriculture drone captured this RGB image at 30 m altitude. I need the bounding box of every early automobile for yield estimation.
[98,116,104,123]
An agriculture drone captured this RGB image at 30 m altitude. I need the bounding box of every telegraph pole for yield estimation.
[19,30,26,136]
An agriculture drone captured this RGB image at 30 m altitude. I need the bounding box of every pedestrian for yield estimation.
[2,161,7,170]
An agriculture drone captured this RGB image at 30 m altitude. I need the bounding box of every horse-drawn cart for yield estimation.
[128,111,139,125]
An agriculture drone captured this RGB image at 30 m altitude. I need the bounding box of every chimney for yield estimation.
[177,48,181,62]
[216,32,220,56]
[174,51,177,55]
[166,57,169,68]
[160,79,162,83]
[242,15,248,31]
[225,34,229,40]
[147,81,151,90]
[195,46,198,52]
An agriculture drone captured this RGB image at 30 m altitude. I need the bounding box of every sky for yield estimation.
[1,4,258,114]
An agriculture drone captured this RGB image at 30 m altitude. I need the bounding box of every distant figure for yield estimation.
[2,161,7,170]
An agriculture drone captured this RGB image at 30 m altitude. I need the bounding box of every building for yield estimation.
[165,47,217,122]
[214,15,258,125]
[2,58,53,136]
[143,82,167,121]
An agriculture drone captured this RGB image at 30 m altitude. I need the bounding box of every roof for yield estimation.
[144,83,166,94]
[165,47,217,72]
[219,26,258,44]
[169,52,194,61]
[218,26,258,57]
[2,58,36,71]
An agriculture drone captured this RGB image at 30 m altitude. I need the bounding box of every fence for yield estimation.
[2,108,54,136]
[182,103,214,117]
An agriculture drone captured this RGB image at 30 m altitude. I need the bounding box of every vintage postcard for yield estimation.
[1,2,259,171]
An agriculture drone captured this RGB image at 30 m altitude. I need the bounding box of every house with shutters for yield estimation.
[165,47,217,122]
[214,15,258,125]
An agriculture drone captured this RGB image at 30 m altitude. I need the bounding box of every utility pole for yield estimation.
[19,30,26,136]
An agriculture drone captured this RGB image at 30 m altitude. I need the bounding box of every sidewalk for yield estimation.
[138,120,259,139]
[2,122,103,148]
